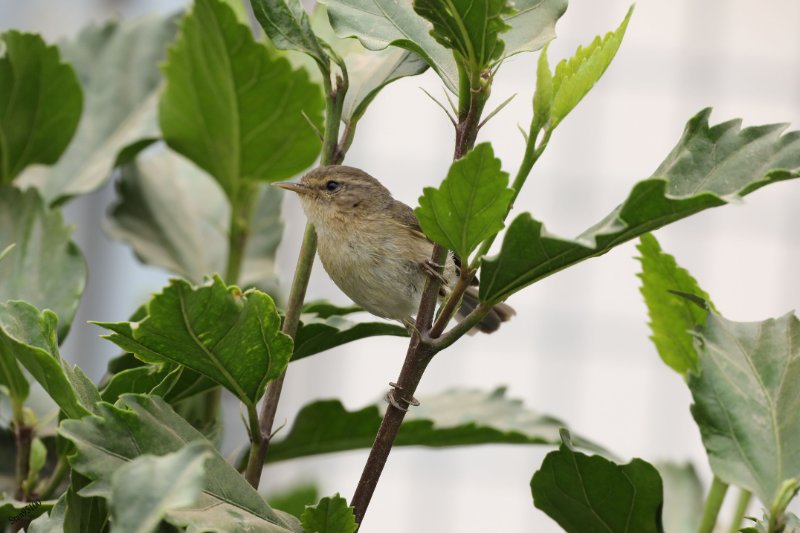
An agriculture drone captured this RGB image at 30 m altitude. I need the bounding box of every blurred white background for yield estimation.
[3,0,799,531]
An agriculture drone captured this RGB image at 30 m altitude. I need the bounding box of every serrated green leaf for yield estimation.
[656,462,703,533]
[321,0,565,92]
[160,0,324,200]
[550,5,633,129]
[15,15,178,204]
[413,0,512,73]
[96,276,292,407]
[294,303,408,361]
[0,301,100,419]
[531,437,664,533]
[480,109,800,303]
[416,143,513,261]
[300,494,356,533]
[106,148,283,291]
[60,394,300,532]
[0,187,87,341]
[109,442,212,533]
[0,31,82,183]
[637,233,713,377]
[689,308,800,507]
[266,484,319,520]
[264,388,601,463]
[250,0,329,67]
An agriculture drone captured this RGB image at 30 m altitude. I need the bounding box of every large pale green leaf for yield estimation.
[109,442,212,533]
[321,0,566,92]
[96,276,292,407]
[416,143,513,261]
[160,0,324,200]
[249,0,329,67]
[60,394,300,532]
[547,5,633,129]
[0,301,100,419]
[106,148,283,290]
[637,233,713,377]
[300,494,356,533]
[0,32,82,183]
[689,308,800,507]
[264,388,599,463]
[0,187,86,340]
[15,15,178,204]
[413,0,512,72]
[293,301,408,361]
[480,109,800,303]
[531,432,664,533]
[656,462,703,533]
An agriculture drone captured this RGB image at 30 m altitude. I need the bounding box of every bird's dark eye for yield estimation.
[325,180,341,192]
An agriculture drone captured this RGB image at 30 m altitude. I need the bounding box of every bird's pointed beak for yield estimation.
[272,181,311,194]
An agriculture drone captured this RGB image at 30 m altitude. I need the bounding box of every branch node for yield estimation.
[385,382,420,412]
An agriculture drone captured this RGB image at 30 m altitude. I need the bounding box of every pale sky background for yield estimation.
[2,1,800,531]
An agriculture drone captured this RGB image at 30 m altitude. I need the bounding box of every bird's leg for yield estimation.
[385,382,420,412]
[421,259,448,284]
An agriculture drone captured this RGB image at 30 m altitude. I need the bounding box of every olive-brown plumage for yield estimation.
[275,165,513,333]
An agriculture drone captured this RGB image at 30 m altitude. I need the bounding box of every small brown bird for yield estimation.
[274,166,514,334]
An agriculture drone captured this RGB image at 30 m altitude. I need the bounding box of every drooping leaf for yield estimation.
[0,301,100,419]
[531,432,664,533]
[60,394,300,532]
[249,0,329,67]
[656,462,703,533]
[416,143,513,261]
[480,109,800,303]
[99,362,217,406]
[0,499,53,525]
[0,31,82,183]
[106,147,283,291]
[293,303,408,361]
[688,308,800,507]
[266,484,319,520]
[96,276,292,407]
[637,233,713,377]
[300,494,356,533]
[264,388,600,463]
[343,47,428,123]
[15,15,178,204]
[109,442,212,533]
[160,0,324,200]
[0,187,87,340]
[548,5,633,129]
[321,0,566,92]
[413,0,512,72]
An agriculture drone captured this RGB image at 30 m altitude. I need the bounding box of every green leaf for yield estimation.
[321,0,566,92]
[106,148,283,290]
[688,308,800,507]
[60,394,300,532]
[96,276,292,407]
[109,442,212,533]
[160,0,324,200]
[656,462,703,533]
[343,48,428,123]
[531,43,553,136]
[480,109,800,303]
[0,498,53,525]
[99,362,217,406]
[0,301,100,419]
[0,187,87,340]
[0,31,82,183]
[0,324,30,406]
[265,388,600,463]
[416,143,513,261]
[531,433,664,533]
[300,494,356,533]
[27,437,47,481]
[15,16,178,204]
[637,233,713,377]
[266,484,319,520]
[249,0,329,67]
[293,303,408,361]
[413,0,512,72]
[549,5,633,129]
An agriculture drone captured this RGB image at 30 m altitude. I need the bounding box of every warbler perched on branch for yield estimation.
[274,166,514,334]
